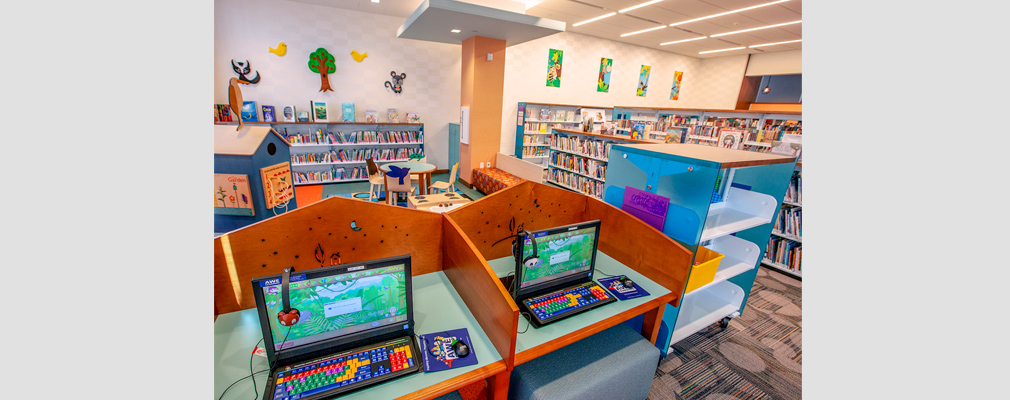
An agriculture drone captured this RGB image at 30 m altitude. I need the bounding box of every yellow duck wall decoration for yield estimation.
[350,50,368,62]
[269,42,287,56]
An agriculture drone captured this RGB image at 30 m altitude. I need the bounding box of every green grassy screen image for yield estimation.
[261,266,408,349]
[519,227,596,289]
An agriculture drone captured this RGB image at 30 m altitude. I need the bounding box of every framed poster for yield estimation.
[214,174,254,216]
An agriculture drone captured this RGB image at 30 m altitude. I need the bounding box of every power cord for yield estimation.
[518,312,532,334]
[595,269,617,278]
[217,369,271,400]
[217,337,267,400]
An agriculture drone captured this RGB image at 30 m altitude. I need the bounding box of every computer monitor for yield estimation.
[513,220,602,299]
[251,255,414,365]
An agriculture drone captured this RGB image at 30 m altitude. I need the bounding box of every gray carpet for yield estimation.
[650,267,802,400]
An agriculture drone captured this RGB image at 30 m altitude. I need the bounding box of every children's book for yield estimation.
[405,112,421,123]
[539,108,550,120]
[365,110,378,123]
[297,110,311,123]
[311,101,328,122]
[387,108,399,123]
[554,109,565,121]
[566,110,575,122]
[216,104,232,122]
[418,328,478,372]
[630,121,647,139]
[241,101,258,122]
[261,105,276,123]
[281,105,296,122]
[342,102,355,122]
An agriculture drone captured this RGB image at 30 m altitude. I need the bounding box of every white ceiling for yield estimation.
[286,0,802,59]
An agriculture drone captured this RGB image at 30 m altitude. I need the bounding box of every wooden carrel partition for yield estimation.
[445,181,692,305]
[212,195,519,366]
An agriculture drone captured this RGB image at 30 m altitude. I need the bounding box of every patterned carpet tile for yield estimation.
[654,267,802,400]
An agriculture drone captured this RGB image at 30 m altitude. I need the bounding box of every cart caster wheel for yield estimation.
[718,317,731,329]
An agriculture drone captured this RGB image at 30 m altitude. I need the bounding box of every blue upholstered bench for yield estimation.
[507,323,660,400]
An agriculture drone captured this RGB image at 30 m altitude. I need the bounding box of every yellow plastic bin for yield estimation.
[685,246,724,293]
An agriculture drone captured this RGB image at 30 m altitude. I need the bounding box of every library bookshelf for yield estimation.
[216,122,424,186]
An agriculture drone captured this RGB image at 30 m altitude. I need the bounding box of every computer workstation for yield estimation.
[445,181,693,366]
[214,196,519,400]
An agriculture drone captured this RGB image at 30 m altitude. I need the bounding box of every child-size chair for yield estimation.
[365,158,384,202]
[428,163,458,194]
[384,169,416,206]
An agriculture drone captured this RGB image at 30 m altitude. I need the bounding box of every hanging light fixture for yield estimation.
[763,86,771,94]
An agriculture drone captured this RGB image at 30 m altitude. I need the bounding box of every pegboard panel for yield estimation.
[214,196,443,314]
[584,199,692,305]
[446,181,591,261]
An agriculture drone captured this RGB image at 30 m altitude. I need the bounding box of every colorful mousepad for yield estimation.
[598,276,650,301]
[419,328,477,372]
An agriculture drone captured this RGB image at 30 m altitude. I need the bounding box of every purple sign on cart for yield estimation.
[621,186,669,231]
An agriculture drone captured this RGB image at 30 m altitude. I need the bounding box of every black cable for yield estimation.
[250,338,264,400]
[217,369,271,400]
[504,271,515,296]
[518,312,532,334]
[595,269,617,278]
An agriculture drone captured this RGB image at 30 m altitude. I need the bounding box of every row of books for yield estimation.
[550,153,606,181]
[524,122,566,133]
[548,170,605,199]
[291,148,420,165]
[526,108,578,122]
[766,236,801,272]
[784,171,802,204]
[773,207,802,239]
[293,166,367,184]
[285,130,423,145]
[551,134,613,160]
[702,116,760,130]
[522,147,549,157]
[523,135,548,145]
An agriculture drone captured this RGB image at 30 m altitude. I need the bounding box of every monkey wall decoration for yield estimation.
[385,71,406,94]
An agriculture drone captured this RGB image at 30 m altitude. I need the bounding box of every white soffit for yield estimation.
[397,0,566,46]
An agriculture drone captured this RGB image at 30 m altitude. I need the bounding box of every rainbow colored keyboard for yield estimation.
[268,337,419,400]
[521,281,616,327]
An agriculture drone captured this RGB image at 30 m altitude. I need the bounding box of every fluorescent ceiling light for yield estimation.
[621,25,666,37]
[710,20,801,37]
[620,0,664,14]
[573,12,617,27]
[451,29,461,33]
[699,46,746,54]
[371,0,380,3]
[669,0,789,27]
[749,39,802,47]
[660,36,707,45]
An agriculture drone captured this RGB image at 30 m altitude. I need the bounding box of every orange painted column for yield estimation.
[459,36,506,184]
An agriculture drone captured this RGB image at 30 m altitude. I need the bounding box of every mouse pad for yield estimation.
[598,276,650,301]
[419,328,477,372]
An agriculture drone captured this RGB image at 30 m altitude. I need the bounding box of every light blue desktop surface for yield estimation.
[486,251,671,354]
[214,272,503,400]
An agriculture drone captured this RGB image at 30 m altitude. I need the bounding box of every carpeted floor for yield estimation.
[650,267,802,400]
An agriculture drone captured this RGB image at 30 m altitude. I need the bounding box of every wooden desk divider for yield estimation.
[445,181,693,347]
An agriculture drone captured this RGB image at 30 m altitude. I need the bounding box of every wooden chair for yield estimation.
[365,158,384,202]
[384,169,416,206]
[429,163,458,194]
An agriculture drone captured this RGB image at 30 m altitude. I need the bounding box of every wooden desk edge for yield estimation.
[395,361,507,400]
[513,292,677,366]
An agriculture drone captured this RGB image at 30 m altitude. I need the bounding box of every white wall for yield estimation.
[215,0,461,169]
[745,50,802,76]
[498,31,749,154]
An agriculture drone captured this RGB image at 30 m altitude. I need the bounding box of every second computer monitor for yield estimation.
[513,220,602,299]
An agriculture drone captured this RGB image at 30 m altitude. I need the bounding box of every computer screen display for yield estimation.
[253,256,411,358]
[515,220,601,298]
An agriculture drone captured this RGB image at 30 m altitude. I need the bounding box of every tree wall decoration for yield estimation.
[308,48,336,92]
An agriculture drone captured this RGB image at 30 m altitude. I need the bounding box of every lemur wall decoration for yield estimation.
[228,59,261,131]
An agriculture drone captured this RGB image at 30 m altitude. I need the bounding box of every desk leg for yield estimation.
[485,370,510,400]
[641,305,666,345]
[426,173,432,194]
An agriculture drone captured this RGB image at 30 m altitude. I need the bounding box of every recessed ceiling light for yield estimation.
[749,39,802,48]
[710,20,801,38]
[573,12,617,27]
[451,29,461,33]
[660,36,707,46]
[669,0,789,27]
[698,46,746,54]
[619,0,664,14]
[620,25,666,37]
[371,0,380,3]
